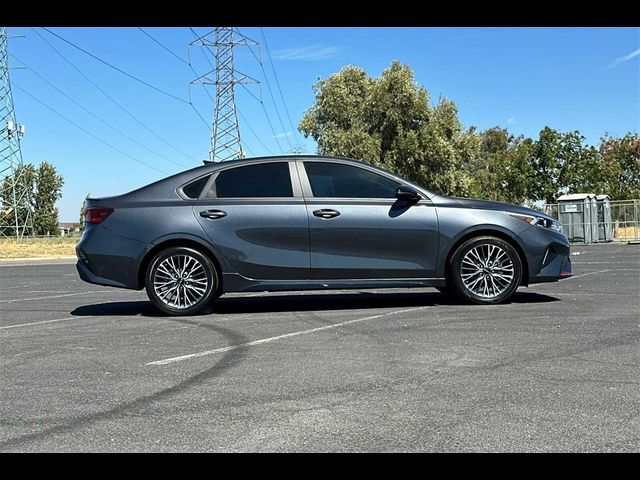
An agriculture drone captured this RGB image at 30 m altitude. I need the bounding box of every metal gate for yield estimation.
[544,199,639,243]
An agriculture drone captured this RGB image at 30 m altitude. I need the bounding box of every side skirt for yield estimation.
[222,272,446,293]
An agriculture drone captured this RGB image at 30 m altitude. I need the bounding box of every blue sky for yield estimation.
[6,27,639,221]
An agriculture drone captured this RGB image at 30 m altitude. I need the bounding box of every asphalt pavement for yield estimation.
[1,243,638,452]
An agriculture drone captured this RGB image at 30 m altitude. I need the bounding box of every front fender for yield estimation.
[434,207,531,279]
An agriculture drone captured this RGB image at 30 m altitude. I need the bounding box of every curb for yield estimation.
[0,256,77,266]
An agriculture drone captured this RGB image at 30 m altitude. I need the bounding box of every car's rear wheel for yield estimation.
[449,236,522,305]
[145,247,219,316]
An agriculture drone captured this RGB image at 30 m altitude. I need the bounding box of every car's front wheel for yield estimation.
[449,236,522,305]
[145,247,219,316]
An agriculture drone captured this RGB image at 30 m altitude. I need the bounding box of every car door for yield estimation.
[193,160,309,280]
[298,160,439,280]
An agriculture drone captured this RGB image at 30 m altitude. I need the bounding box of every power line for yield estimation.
[189,102,212,130]
[238,83,285,153]
[187,51,273,156]
[137,27,189,66]
[237,108,274,155]
[31,28,198,164]
[260,27,303,151]
[10,52,189,170]
[190,28,251,162]
[238,28,293,152]
[41,27,190,105]
[13,82,168,175]
[188,27,284,156]
[135,27,223,147]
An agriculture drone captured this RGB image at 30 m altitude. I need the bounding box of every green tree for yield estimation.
[300,61,478,196]
[529,127,606,204]
[468,127,535,204]
[600,133,640,200]
[32,161,64,236]
[562,144,608,196]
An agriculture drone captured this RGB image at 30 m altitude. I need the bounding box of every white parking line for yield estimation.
[0,290,111,304]
[565,269,612,280]
[147,306,427,366]
[571,261,640,265]
[0,315,95,330]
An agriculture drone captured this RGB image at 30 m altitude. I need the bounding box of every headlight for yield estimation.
[508,213,564,235]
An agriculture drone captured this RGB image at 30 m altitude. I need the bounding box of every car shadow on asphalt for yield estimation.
[70,290,559,317]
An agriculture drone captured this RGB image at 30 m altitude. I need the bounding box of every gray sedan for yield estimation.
[76,155,571,315]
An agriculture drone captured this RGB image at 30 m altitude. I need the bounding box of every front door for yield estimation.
[194,161,309,280]
[299,161,439,280]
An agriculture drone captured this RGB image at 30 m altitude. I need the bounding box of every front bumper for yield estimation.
[528,238,572,284]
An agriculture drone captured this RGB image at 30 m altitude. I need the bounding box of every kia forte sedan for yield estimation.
[76,155,571,315]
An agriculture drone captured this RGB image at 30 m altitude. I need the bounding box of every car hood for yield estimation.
[434,196,557,221]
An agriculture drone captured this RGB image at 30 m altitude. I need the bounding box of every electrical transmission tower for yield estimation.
[190,27,259,162]
[0,27,31,239]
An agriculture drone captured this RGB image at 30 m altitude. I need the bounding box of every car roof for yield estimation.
[201,154,409,181]
[109,154,435,202]
[203,154,370,168]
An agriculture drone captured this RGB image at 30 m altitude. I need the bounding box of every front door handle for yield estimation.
[313,209,340,219]
[199,209,227,220]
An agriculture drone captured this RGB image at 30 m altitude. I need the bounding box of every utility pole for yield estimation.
[190,27,259,162]
[0,27,31,240]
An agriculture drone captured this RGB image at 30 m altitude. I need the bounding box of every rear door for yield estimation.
[299,160,439,279]
[193,160,309,280]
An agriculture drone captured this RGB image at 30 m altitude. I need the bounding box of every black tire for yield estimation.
[145,246,220,316]
[449,236,522,305]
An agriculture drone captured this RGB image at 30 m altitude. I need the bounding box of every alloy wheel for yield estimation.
[152,254,209,309]
[460,243,515,299]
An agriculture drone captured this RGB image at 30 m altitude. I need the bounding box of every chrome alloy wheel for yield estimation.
[153,254,209,309]
[460,244,515,299]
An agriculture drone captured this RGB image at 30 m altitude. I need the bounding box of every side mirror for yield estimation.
[395,185,421,202]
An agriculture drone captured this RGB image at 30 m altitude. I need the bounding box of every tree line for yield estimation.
[299,61,640,205]
[0,161,64,236]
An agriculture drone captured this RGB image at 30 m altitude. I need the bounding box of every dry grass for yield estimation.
[614,226,640,240]
[0,236,79,259]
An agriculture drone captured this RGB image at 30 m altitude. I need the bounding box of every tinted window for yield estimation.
[212,163,293,198]
[304,162,399,198]
[182,175,210,199]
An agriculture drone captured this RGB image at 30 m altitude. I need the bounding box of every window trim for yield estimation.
[297,159,429,202]
[200,160,302,200]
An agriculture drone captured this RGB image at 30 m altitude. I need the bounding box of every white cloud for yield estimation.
[273,131,292,139]
[609,48,640,69]
[507,117,517,125]
[271,45,339,61]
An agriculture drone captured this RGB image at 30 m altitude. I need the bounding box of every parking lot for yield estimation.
[1,243,638,452]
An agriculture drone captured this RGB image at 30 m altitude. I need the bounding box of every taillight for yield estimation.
[83,208,115,224]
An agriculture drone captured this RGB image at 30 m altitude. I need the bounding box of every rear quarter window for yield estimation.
[181,175,211,199]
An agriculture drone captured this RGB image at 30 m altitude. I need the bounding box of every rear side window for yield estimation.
[304,162,399,198]
[211,162,293,198]
[182,175,211,199]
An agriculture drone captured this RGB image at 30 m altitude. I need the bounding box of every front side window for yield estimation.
[304,162,399,199]
[209,162,293,198]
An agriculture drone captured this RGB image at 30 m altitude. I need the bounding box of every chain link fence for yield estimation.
[544,199,640,243]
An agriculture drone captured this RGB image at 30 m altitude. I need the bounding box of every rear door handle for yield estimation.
[313,209,340,219]
[199,209,227,220]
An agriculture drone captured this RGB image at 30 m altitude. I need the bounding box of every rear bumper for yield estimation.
[76,259,131,289]
[75,224,148,290]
